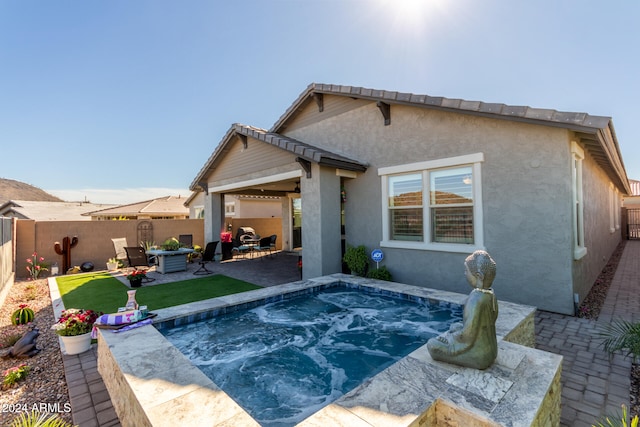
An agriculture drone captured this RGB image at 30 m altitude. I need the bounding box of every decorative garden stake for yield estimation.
[54,236,79,274]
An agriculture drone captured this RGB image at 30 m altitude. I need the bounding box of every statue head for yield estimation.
[464,250,496,289]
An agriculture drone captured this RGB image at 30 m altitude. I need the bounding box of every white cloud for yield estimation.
[47,188,191,205]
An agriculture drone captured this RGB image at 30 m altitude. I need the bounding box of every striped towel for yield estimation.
[92,310,142,338]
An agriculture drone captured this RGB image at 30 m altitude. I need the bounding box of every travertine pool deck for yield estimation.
[95,274,561,427]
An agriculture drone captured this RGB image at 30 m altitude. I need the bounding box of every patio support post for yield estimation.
[204,192,224,245]
[301,164,342,279]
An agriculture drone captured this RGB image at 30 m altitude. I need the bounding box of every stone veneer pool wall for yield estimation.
[96,274,561,426]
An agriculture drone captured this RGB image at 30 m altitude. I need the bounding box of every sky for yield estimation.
[1,0,639,204]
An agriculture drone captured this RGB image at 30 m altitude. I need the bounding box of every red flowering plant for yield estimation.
[25,252,48,280]
[125,269,147,280]
[3,363,30,388]
[51,309,101,336]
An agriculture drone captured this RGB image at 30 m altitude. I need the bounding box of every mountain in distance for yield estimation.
[0,178,65,204]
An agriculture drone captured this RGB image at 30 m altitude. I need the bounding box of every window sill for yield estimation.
[380,240,484,254]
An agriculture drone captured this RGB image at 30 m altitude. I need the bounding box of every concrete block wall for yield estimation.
[15,219,204,278]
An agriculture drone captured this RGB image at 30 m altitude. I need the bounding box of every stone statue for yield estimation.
[0,327,40,359]
[427,250,498,369]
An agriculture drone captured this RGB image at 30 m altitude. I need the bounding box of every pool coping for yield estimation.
[96,274,561,426]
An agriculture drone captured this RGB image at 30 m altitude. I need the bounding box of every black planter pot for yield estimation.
[129,278,142,288]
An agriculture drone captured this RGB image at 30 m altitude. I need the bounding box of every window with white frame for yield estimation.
[615,188,620,230]
[571,141,587,260]
[194,206,205,219]
[388,173,423,241]
[609,183,616,233]
[379,153,484,253]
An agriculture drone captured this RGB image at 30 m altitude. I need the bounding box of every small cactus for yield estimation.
[12,304,35,325]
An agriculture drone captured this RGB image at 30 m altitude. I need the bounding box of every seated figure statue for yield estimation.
[427,250,498,369]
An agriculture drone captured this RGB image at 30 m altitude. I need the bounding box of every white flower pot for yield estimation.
[59,332,92,355]
[107,262,119,271]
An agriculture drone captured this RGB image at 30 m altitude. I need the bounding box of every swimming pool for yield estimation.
[95,274,559,426]
[161,286,462,426]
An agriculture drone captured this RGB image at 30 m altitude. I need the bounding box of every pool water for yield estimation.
[161,287,462,427]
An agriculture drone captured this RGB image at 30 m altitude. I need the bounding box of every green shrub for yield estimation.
[3,363,30,387]
[367,266,392,281]
[9,411,75,427]
[593,404,638,427]
[599,319,640,362]
[343,245,368,276]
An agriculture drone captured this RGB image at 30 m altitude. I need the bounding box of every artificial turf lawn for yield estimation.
[55,272,261,314]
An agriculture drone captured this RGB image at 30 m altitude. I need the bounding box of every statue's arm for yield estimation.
[453,295,486,344]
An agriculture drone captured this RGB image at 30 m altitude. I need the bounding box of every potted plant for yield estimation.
[126,269,147,287]
[343,245,369,276]
[51,308,101,355]
[161,237,180,251]
[106,257,119,271]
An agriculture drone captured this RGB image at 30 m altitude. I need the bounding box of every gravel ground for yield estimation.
[0,278,72,426]
[0,248,638,425]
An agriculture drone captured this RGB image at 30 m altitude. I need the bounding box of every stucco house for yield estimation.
[190,83,630,315]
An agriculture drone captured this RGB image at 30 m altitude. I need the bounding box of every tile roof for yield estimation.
[85,196,188,216]
[0,200,114,221]
[190,123,367,191]
[271,83,612,132]
[271,83,630,194]
[191,83,631,195]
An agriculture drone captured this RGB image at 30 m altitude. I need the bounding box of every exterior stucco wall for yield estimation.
[233,198,282,219]
[301,164,342,278]
[187,191,205,218]
[285,102,579,313]
[572,147,622,306]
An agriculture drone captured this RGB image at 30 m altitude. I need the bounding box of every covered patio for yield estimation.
[189,124,367,280]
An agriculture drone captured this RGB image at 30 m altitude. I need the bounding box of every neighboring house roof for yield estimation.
[0,200,114,221]
[271,83,631,195]
[190,123,368,191]
[84,196,189,218]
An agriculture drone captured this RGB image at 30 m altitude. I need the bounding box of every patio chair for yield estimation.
[257,236,275,259]
[231,238,250,259]
[269,234,277,256]
[124,247,156,283]
[111,238,128,265]
[179,234,193,248]
[194,241,218,275]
